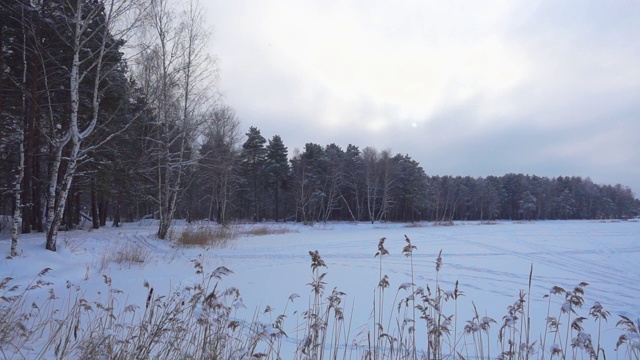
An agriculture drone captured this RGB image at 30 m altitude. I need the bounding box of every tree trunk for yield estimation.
[91,177,100,229]
[99,198,108,226]
[46,0,84,250]
[253,168,259,222]
[112,201,121,227]
[158,218,171,239]
[32,127,44,232]
[274,182,279,222]
[11,10,28,256]
[21,65,37,234]
[11,139,24,257]
[46,132,79,251]
[73,185,81,226]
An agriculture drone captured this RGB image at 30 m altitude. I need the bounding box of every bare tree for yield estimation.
[135,0,217,239]
[199,106,242,224]
[362,146,380,224]
[376,149,396,222]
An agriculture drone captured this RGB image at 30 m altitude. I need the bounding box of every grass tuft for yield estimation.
[403,222,427,228]
[242,225,296,236]
[171,223,297,247]
[99,241,150,271]
[171,224,238,247]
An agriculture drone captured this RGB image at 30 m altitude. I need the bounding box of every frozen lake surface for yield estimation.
[2,219,639,358]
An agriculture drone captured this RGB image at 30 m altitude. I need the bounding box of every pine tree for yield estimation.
[339,144,365,221]
[393,154,427,222]
[290,143,327,223]
[265,135,289,222]
[240,126,267,221]
[519,191,537,220]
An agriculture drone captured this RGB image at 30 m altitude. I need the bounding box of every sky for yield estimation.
[203,1,640,195]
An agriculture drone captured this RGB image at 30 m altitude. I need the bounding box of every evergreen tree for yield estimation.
[392,154,426,222]
[476,177,501,222]
[340,144,365,221]
[519,191,537,220]
[556,188,576,219]
[290,143,326,223]
[265,135,289,222]
[501,173,524,219]
[240,126,267,221]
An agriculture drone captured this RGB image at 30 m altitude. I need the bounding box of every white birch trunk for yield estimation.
[46,0,121,250]
[46,6,82,250]
[46,140,81,251]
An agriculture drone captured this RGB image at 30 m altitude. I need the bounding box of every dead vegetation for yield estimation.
[170,223,297,247]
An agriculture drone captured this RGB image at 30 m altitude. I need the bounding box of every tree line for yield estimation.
[193,133,639,224]
[1,1,638,255]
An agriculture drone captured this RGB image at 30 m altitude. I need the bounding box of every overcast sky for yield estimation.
[203,1,640,195]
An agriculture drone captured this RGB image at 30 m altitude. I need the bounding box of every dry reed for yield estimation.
[2,232,639,359]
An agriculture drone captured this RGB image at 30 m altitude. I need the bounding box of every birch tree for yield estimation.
[42,0,144,251]
[199,106,242,224]
[362,146,380,224]
[136,0,217,238]
[376,149,396,222]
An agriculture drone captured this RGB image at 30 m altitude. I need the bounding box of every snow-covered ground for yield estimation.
[1,220,639,358]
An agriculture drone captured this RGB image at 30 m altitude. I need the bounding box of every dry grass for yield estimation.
[434,220,455,226]
[403,222,427,228]
[3,233,639,359]
[171,223,297,247]
[241,225,296,236]
[170,224,238,247]
[1,258,290,359]
[480,220,498,225]
[0,268,54,353]
[99,241,150,271]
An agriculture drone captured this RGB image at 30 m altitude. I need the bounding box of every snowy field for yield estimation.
[1,220,639,358]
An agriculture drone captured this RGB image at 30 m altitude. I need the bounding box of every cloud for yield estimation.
[205,0,640,194]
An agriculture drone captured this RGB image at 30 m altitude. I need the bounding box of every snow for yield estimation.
[1,220,639,358]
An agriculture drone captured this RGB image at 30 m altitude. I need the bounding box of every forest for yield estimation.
[1,1,638,254]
